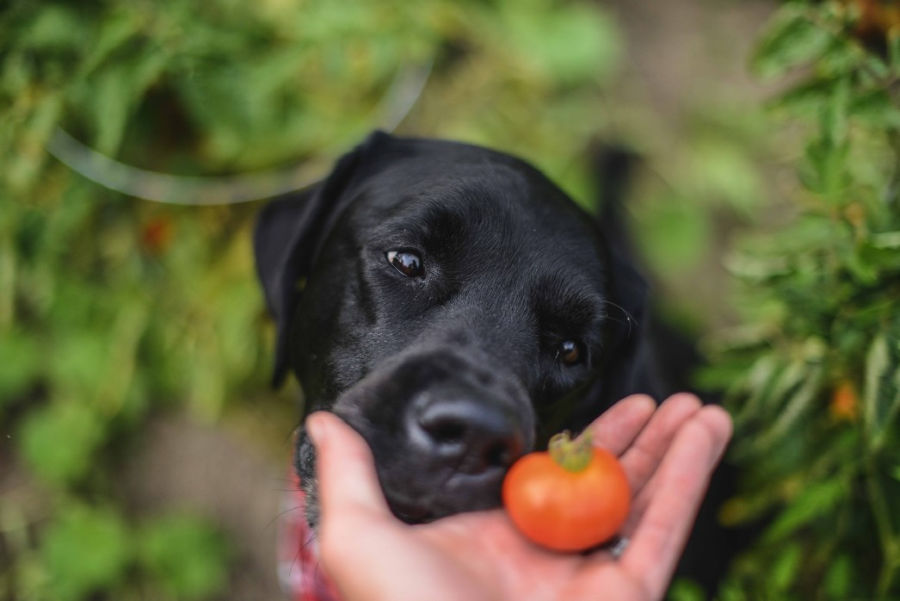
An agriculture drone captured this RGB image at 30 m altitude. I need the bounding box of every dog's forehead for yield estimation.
[350,151,605,262]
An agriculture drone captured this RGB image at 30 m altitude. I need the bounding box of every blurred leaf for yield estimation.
[863,333,900,447]
[771,542,802,591]
[0,232,13,326]
[752,7,830,78]
[718,490,779,527]
[801,136,849,196]
[863,51,890,79]
[667,578,705,601]
[48,332,110,400]
[764,478,845,542]
[824,554,852,599]
[844,244,881,284]
[20,5,89,52]
[69,48,169,155]
[138,515,228,600]
[0,329,41,403]
[821,76,849,145]
[0,0,641,599]
[891,464,900,482]
[78,7,145,77]
[819,33,865,74]
[850,89,900,129]
[690,140,763,214]
[717,583,749,601]
[637,198,711,274]
[724,252,791,282]
[770,78,833,115]
[869,231,900,249]
[890,30,900,70]
[41,505,131,601]
[7,93,62,192]
[19,402,105,486]
[714,0,900,597]
[737,357,809,437]
[504,3,620,84]
[754,363,825,451]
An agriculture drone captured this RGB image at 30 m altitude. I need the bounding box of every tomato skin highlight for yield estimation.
[502,447,630,552]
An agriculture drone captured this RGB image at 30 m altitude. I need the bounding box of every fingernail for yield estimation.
[632,394,657,412]
[305,412,327,447]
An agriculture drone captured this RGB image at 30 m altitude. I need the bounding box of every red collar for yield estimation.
[278,469,340,601]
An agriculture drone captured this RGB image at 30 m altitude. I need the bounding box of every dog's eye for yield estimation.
[558,340,582,366]
[386,250,424,278]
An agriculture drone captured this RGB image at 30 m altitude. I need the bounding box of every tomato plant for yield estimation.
[502,430,630,552]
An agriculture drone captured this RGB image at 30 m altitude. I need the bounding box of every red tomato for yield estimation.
[502,431,630,552]
[830,380,859,422]
[140,217,174,255]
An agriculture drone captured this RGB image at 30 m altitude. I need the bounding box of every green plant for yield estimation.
[0,0,623,598]
[702,2,900,599]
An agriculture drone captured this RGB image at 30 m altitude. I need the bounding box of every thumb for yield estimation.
[305,411,393,520]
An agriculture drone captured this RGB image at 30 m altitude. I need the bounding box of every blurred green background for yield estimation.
[2,0,899,599]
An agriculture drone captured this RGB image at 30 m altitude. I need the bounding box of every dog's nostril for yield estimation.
[425,419,467,445]
[484,441,513,468]
[412,398,524,474]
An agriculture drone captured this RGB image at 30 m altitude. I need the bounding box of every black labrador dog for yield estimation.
[255,131,743,590]
[254,131,678,528]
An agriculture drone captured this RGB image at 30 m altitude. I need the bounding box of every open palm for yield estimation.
[307,393,732,601]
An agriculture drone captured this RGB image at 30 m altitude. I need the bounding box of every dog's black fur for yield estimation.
[254,131,675,523]
[255,131,742,590]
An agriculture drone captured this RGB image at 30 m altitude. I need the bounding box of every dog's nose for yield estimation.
[408,397,525,474]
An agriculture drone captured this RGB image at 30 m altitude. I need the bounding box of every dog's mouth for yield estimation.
[378,466,509,525]
[314,351,535,526]
[381,474,461,525]
[389,499,439,524]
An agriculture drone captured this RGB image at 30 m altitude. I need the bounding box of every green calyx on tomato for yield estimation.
[548,430,594,472]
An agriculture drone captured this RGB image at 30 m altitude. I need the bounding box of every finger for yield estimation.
[623,404,733,531]
[308,414,455,601]
[619,393,702,494]
[306,411,393,521]
[589,394,657,455]
[619,405,733,600]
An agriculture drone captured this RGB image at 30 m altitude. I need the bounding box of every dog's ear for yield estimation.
[254,131,390,386]
[599,231,661,403]
[592,147,664,407]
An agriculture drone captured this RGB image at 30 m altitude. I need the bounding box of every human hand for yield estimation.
[305,393,732,601]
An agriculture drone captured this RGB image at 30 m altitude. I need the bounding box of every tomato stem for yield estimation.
[548,430,593,472]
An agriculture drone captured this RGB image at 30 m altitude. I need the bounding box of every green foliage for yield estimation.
[20,402,106,486]
[0,329,41,403]
[40,505,131,601]
[1,0,622,598]
[137,515,229,600]
[631,107,770,281]
[705,1,900,598]
[668,578,706,601]
[24,505,228,600]
[10,0,894,599]
[752,5,833,79]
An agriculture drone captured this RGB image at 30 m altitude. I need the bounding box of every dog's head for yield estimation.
[255,131,657,525]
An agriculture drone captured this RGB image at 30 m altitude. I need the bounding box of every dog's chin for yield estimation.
[387,498,441,524]
[382,483,505,525]
[296,425,508,528]
[301,478,501,528]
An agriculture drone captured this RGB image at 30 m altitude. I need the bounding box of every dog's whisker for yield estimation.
[599,299,638,336]
[263,503,306,533]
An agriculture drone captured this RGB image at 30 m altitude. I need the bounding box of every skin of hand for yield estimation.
[305,393,733,601]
